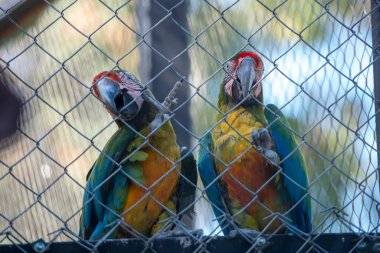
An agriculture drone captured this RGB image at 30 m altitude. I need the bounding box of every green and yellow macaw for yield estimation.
[198,51,311,235]
[79,70,197,240]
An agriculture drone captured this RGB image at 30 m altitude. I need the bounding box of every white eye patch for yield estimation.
[118,72,144,111]
[224,79,234,96]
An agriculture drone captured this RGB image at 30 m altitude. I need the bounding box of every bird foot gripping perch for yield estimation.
[154,228,204,239]
[143,80,183,133]
[229,228,260,238]
[251,128,280,166]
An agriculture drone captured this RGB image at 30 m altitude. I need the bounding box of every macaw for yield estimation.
[79,70,197,240]
[198,51,311,235]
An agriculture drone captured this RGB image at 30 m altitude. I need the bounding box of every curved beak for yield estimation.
[96,78,139,119]
[236,57,256,98]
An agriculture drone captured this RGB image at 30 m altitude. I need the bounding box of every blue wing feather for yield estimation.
[79,126,136,240]
[89,172,129,239]
[198,133,233,235]
[264,104,312,233]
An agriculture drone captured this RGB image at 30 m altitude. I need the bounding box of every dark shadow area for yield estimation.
[0,74,21,141]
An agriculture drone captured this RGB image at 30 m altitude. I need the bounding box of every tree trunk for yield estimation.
[137,0,194,230]
[149,0,191,148]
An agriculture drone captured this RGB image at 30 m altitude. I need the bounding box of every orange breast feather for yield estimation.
[121,124,180,236]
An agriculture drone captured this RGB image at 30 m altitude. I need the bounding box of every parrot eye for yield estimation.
[224,61,235,82]
[235,77,242,88]
[224,61,233,72]
[114,93,124,111]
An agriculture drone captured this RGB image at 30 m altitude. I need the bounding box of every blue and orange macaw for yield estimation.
[198,51,311,235]
[79,70,197,240]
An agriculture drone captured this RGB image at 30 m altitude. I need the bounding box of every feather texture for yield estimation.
[265,104,312,233]
[198,133,233,235]
[79,121,181,239]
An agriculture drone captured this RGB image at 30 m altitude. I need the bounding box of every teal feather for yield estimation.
[79,126,138,240]
[264,104,312,233]
[198,133,233,235]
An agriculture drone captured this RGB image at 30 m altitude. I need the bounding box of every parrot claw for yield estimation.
[155,229,203,238]
[251,128,269,147]
[264,150,280,166]
[229,228,260,239]
[165,98,178,111]
[162,81,183,111]
[147,80,183,133]
[251,128,280,166]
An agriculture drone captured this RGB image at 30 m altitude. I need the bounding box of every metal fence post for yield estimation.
[371,1,380,192]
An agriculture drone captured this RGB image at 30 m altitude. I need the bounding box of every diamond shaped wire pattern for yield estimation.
[0,0,378,252]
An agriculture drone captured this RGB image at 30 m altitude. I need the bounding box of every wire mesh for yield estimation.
[0,0,378,252]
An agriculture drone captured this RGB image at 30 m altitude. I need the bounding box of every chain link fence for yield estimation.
[0,0,379,252]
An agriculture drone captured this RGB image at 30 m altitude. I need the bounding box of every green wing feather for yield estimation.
[79,126,144,240]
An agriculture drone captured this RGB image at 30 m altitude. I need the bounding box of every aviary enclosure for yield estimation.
[0,0,379,252]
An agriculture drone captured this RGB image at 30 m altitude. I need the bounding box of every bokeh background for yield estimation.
[0,0,378,244]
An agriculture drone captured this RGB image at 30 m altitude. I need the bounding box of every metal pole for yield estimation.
[137,0,152,84]
[371,0,380,193]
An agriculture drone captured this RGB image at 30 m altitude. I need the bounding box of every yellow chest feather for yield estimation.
[213,109,265,162]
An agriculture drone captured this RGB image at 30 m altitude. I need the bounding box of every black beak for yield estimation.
[97,78,139,119]
[114,92,139,119]
[236,57,256,98]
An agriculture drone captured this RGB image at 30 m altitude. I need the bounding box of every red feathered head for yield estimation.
[92,70,143,120]
[223,51,264,104]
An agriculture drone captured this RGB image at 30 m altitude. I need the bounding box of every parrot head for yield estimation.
[223,51,264,105]
[92,70,144,121]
